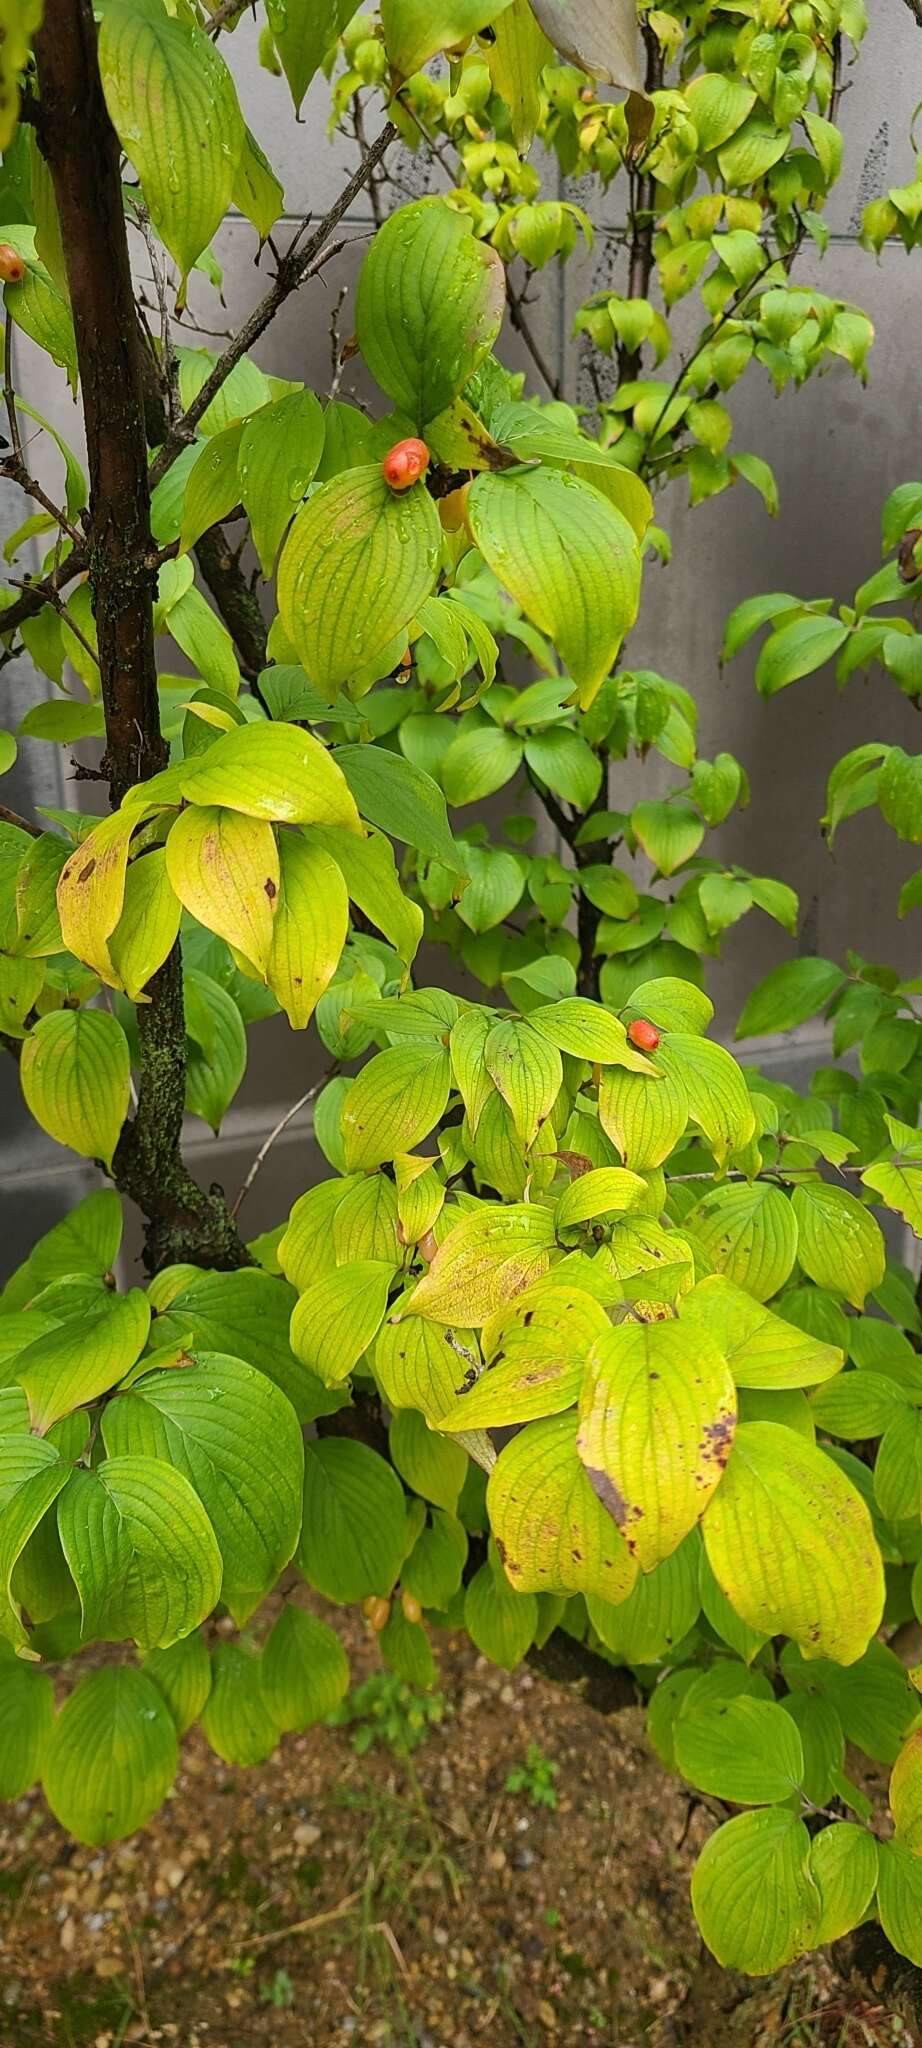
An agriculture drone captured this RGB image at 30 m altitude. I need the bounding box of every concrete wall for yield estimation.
[2,2,921,1265]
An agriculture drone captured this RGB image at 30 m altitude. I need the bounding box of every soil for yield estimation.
[0,1605,914,2048]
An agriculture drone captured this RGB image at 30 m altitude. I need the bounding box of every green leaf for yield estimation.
[290,1261,393,1386]
[0,1190,123,1312]
[238,390,324,576]
[332,744,464,872]
[555,1167,648,1232]
[468,469,640,709]
[381,0,512,74]
[587,1530,700,1662]
[16,1289,150,1433]
[685,72,757,151]
[102,1354,304,1627]
[736,956,846,1038]
[483,1017,561,1144]
[578,1320,736,1569]
[265,0,357,112]
[307,823,422,968]
[200,1642,280,1765]
[756,614,850,696]
[598,1062,689,1170]
[691,1810,818,1975]
[486,0,552,150]
[179,721,361,829]
[0,1436,69,1649]
[879,748,922,843]
[107,846,182,1004]
[682,1276,843,1389]
[529,998,656,1070]
[179,424,243,554]
[524,729,603,809]
[631,801,705,876]
[402,1507,468,1610]
[297,1439,407,1603]
[3,246,77,387]
[357,199,504,422]
[487,1412,637,1603]
[877,1842,922,1968]
[862,1157,922,1239]
[390,1407,467,1512]
[99,0,244,283]
[261,1603,349,1731]
[676,1697,804,1804]
[809,1823,879,1945]
[144,1632,212,1736]
[400,1203,556,1325]
[442,725,523,806]
[702,1422,884,1665]
[279,467,440,697]
[464,1559,538,1670]
[455,842,525,931]
[57,1455,223,1651]
[685,1183,799,1302]
[42,1667,178,1846]
[373,1315,471,1425]
[183,966,247,1133]
[18,700,104,744]
[875,1408,922,1521]
[792,1183,885,1309]
[341,1044,451,1171]
[656,1035,756,1166]
[21,1009,131,1168]
[231,124,284,242]
[0,1659,54,1797]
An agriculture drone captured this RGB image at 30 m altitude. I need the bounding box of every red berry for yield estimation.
[382,437,430,491]
[0,244,25,285]
[628,1017,660,1052]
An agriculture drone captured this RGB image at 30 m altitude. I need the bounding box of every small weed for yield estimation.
[259,1967,295,2009]
[328,1670,448,1757]
[228,1955,255,1980]
[504,1742,560,1810]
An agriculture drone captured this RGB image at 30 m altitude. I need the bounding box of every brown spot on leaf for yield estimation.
[698,1411,736,1473]
[78,858,96,883]
[264,877,277,901]
[584,1465,628,1527]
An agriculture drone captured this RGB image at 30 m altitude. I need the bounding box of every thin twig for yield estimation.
[230,1066,339,1218]
[234,1892,361,1952]
[0,803,43,838]
[506,271,562,400]
[149,123,399,488]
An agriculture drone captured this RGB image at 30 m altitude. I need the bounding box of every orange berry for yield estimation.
[628,1018,660,1052]
[401,1591,423,1625]
[0,244,26,285]
[369,1597,391,1632]
[382,437,430,491]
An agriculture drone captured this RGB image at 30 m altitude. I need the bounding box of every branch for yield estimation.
[194,524,268,680]
[34,0,250,1275]
[230,1067,338,1219]
[902,0,922,23]
[148,123,398,490]
[506,272,562,400]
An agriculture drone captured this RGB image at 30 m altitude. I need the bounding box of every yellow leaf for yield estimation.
[108,849,182,1002]
[266,834,348,1030]
[56,812,137,986]
[165,806,279,977]
[578,1319,736,1569]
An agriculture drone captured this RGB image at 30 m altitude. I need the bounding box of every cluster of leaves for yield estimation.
[0,0,920,1996]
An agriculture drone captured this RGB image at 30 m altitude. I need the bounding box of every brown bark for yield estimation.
[33,0,249,1272]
